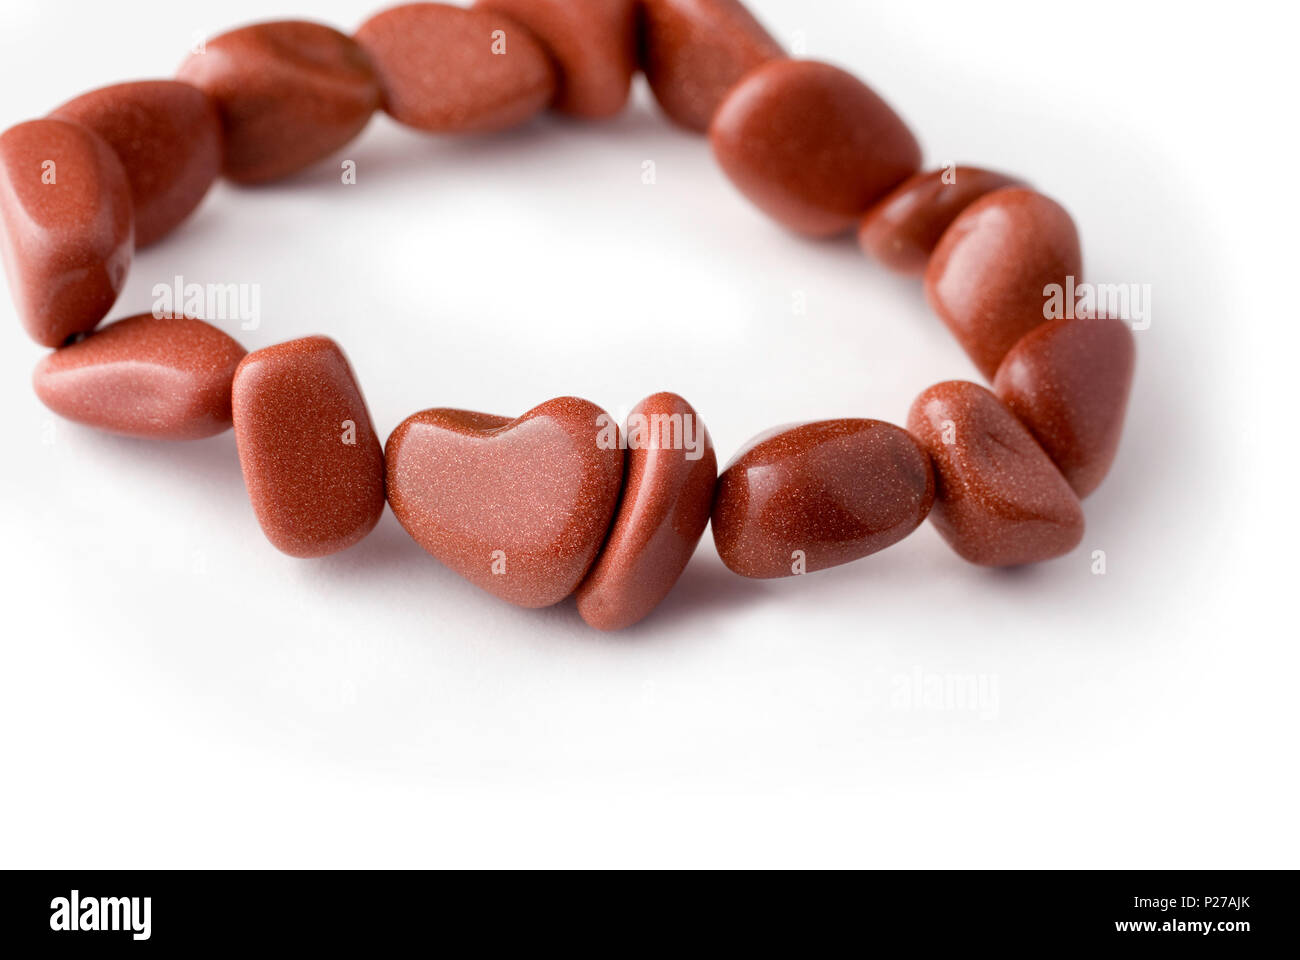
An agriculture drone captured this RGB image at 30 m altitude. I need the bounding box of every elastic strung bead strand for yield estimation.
[0,0,1136,631]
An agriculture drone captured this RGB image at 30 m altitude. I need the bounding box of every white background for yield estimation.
[0,0,1295,868]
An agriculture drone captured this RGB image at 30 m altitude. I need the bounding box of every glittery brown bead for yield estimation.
[994,315,1136,498]
[712,418,935,578]
[576,392,716,630]
[0,118,133,347]
[232,337,386,558]
[907,380,1084,566]
[33,313,245,440]
[386,396,625,608]
[857,166,1024,275]
[710,59,922,237]
[356,3,556,133]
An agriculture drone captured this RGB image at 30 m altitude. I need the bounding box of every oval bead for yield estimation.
[907,380,1084,567]
[355,3,557,133]
[639,0,783,132]
[711,419,935,579]
[386,397,625,608]
[925,186,1082,380]
[33,314,245,440]
[576,392,717,630]
[994,315,1136,498]
[857,166,1023,275]
[0,118,133,347]
[177,21,379,184]
[51,81,222,248]
[232,337,385,557]
[710,59,922,237]
[474,0,636,118]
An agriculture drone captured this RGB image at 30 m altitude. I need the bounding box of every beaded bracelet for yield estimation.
[0,0,1135,631]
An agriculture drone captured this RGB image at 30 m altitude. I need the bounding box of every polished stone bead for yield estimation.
[386,396,624,607]
[907,380,1084,566]
[994,315,1136,498]
[33,313,245,440]
[576,392,716,630]
[0,118,133,346]
[712,418,934,578]
[356,3,556,132]
[475,0,636,118]
[639,0,782,132]
[51,81,222,247]
[924,186,1082,379]
[710,59,921,237]
[177,21,379,184]
[857,166,1023,275]
[232,337,386,557]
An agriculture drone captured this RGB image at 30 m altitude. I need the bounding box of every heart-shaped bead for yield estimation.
[386,396,625,608]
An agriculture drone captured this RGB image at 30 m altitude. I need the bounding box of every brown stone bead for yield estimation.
[907,380,1084,567]
[857,166,1024,275]
[177,21,379,184]
[994,315,1136,498]
[0,118,133,347]
[710,59,922,238]
[385,397,625,608]
[355,3,557,133]
[712,419,934,579]
[474,0,636,118]
[51,81,222,248]
[232,337,385,558]
[638,0,783,132]
[925,186,1082,380]
[576,392,717,630]
[33,313,245,440]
